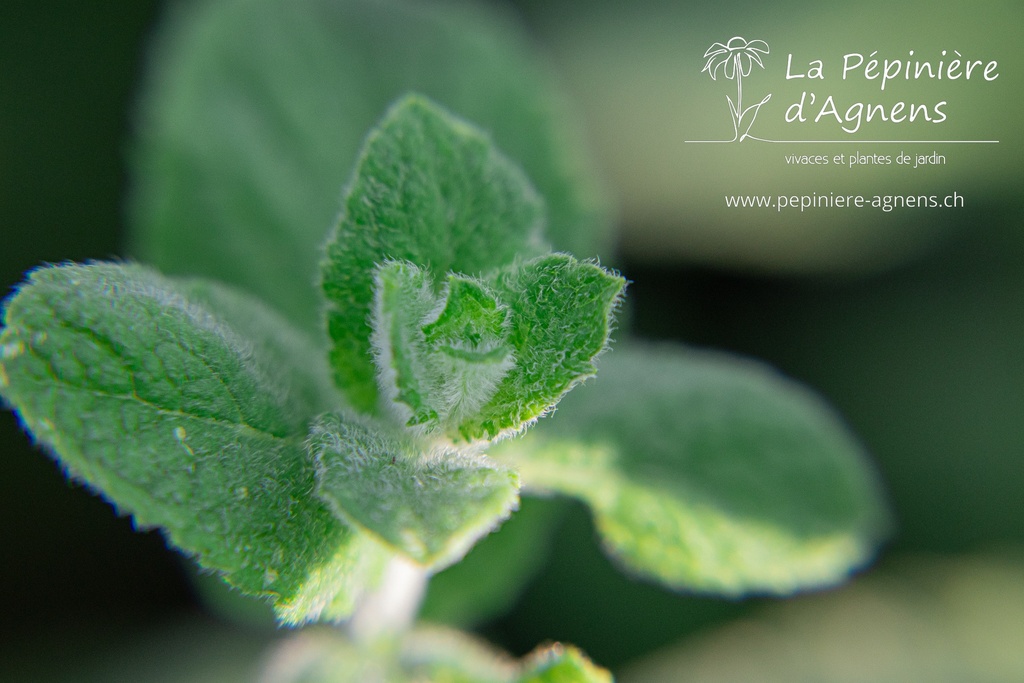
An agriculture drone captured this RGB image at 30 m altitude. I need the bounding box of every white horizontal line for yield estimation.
[685,139,999,144]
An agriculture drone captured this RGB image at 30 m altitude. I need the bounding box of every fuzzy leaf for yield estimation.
[371,254,625,444]
[322,95,546,412]
[518,644,613,683]
[421,496,563,627]
[403,637,612,683]
[260,629,395,683]
[458,254,625,442]
[399,627,517,683]
[172,278,342,417]
[131,0,611,335]
[0,262,386,624]
[310,412,519,569]
[260,627,610,683]
[373,262,514,435]
[492,344,891,596]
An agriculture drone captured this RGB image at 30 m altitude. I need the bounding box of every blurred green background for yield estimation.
[2,0,1022,680]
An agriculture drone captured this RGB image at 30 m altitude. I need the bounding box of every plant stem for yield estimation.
[346,555,428,644]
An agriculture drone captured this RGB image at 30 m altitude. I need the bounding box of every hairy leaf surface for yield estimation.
[310,412,519,570]
[132,0,611,334]
[373,262,514,435]
[371,254,624,444]
[460,254,625,442]
[260,626,611,683]
[492,344,891,596]
[323,95,546,412]
[0,262,383,623]
[421,497,563,627]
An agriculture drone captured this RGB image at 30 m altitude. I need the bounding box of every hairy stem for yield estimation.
[346,555,428,643]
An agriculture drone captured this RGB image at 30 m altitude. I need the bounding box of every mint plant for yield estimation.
[1,94,622,679]
[0,0,891,680]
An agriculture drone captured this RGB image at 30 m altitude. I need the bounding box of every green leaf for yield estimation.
[261,626,511,683]
[399,627,517,683]
[492,344,891,596]
[518,644,613,683]
[404,636,612,683]
[322,94,546,412]
[458,254,626,442]
[174,277,341,419]
[373,262,514,434]
[260,626,611,683]
[0,262,385,624]
[260,628,395,683]
[421,496,564,627]
[371,253,625,443]
[131,0,611,335]
[309,412,519,569]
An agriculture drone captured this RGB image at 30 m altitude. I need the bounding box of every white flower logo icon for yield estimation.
[702,37,772,141]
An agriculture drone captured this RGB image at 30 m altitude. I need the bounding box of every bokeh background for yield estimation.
[2,1,1022,680]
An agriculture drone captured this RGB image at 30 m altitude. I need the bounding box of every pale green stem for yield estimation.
[346,555,428,644]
